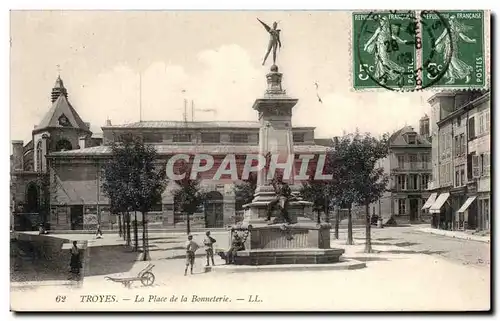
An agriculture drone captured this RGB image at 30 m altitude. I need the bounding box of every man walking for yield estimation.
[203,231,216,267]
[184,235,199,276]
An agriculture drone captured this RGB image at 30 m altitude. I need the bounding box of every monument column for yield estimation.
[243,65,300,225]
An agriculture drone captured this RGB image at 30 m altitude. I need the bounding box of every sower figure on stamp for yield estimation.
[257,18,282,66]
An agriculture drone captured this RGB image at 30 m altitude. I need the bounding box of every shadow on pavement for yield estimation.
[346,256,390,262]
[379,249,447,255]
[370,241,420,247]
[87,245,141,276]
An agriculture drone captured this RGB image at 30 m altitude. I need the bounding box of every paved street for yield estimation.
[11,226,491,311]
[341,227,491,269]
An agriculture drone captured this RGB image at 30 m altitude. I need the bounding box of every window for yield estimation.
[36,140,42,172]
[229,133,249,143]
[411,174,418,190]
[397,175,407,190]
[55,139,72,152]
[409,154,418,169]
[293,132,305,143]
[478,113,485,135]
[142,133,163,143]
[407,134,416,144]
[481,153,490,176]
[421,154,429,169]
[421,174,429,190]
[173,133,191,143]
[455,169,460,187]
[472,154,480,178]
[201,132,221,143]
[460,134,466,155]
[398,155,405,169]
[398,199,406,215]
[467,153,473,180]
[485,111,490,132]
[460,168,465,186]
[454,136,459,156]
[468,117,476,139]
[457,116,461,126]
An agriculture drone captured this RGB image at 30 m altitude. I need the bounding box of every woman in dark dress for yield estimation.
[70,241,82,275]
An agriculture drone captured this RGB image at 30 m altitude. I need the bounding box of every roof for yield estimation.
[35,94,90,133]
[102,120,315,130]
[314,138,333,147]
[389,125,431,147]
[49,144,330,157]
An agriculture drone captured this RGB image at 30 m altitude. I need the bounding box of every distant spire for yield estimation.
[51,73,68,103]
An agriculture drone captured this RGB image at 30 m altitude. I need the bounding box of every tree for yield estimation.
[233,172,258,218]
[327,134,359,245]
[171,162,206,235]
[300,178,329,224]
[102,134,167,261]
[352,133,389,253]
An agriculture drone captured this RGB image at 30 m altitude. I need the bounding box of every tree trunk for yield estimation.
[126,212,131,246]
[118,214,123,237]
[316,209,321,224]
[141,211,150,261]
[133,212,139,251]
[364,203,373,253]
[334,207,340,240]
[346,206,353,245]
[186,212,191,235]
[325,197,330,223]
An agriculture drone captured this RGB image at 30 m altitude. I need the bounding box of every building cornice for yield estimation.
[436,92,490,128]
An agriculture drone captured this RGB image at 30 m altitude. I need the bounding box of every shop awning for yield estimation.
[429,193,450,214]
[457,196,477,213]
[422,193,438,210]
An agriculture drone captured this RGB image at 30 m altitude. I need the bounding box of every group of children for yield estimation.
[184,231,217,276]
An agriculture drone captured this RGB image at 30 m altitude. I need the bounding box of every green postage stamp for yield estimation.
[352,10,487,91]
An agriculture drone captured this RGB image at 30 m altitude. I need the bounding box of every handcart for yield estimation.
[105,263,155,288]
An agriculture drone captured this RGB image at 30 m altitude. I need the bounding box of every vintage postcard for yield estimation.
[10,10,491,312]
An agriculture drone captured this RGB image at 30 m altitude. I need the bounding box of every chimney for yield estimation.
[85,122,91,129]
[79,136,87,149]
[12,140,24,171]
[105,119,112,126]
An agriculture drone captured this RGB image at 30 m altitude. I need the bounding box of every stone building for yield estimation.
[10,76,103,230]
[425,90,490,231]
[11,76,331,231]
[371,123,432,224]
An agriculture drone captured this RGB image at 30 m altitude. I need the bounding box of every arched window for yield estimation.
[36,140,42,172]
[25,182,39,213]
[55,139,73,152]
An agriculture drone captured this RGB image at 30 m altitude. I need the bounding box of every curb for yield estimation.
[418,229,490,244]
[205,259,366,273]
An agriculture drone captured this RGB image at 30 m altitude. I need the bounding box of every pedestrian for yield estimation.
[203,231,216,266]
[69,241,82,276]
[95,223,103,239]
[184,235,199,276]
[226,233,244,265]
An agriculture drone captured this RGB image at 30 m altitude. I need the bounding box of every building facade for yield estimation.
[11,77,331,231]
[371,123,432,224]
[425,91,490,232]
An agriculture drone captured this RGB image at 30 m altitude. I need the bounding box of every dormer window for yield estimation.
[406,133,416,144]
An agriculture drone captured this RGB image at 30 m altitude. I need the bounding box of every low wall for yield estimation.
[13,232,88,278]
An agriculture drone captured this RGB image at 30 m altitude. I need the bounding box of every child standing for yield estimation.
[203,231,216,266]
[184,235,199,276]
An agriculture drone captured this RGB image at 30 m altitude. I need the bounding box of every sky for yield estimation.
[10,10,432,144]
